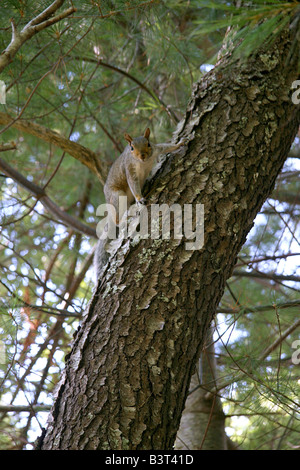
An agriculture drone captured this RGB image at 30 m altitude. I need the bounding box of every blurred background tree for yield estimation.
[0,0,299,449]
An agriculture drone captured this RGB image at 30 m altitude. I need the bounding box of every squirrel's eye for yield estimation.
[148,143,151,148]
[130,146,134,151]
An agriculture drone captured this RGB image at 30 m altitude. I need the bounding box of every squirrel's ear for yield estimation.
[144,128,150,140]
[124,133,133,144]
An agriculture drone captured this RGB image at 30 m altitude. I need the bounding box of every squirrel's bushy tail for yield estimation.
[94,238,110,280]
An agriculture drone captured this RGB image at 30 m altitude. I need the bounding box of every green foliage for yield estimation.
[192,1,300,61]
[218,196,300,449]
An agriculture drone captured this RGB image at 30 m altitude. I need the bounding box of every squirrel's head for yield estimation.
[124,128,152,162]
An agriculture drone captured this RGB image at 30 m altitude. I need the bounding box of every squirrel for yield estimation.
[94,127,185,279]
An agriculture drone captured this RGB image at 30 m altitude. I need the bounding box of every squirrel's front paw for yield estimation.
[137,197,147,204]
[179,138,188,147]
[135,196,147,204]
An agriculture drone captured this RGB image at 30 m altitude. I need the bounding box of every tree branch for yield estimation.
[0,112,108,184]
[0,405,51,413]
[71,56,179,124]
[233,270,300,283]
[260,317,300,360]
[0,156,96,238]
[0,0,76,73]
[218,299,300,314]
[0,141,16,152]
[236,252,300,267]
[270,189,300,206]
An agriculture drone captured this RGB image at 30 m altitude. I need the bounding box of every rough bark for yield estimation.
[41,29,300,450]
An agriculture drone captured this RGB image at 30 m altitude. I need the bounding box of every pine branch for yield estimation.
[218,299,300,315]
[270,189,300,206]
[236,252,300,267]
[259,318,300,361]
[0,0,76,73]
[71,56,179,124]
[0,141,17,152]
[0,112,108,183]
[0,156,96,238]
[233,270,300,283]
[0,405,51,413]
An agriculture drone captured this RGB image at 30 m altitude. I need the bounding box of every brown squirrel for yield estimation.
[95,127,185,278]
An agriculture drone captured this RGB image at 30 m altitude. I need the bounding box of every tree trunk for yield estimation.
[175,327,229,450]
[41,29,300,450]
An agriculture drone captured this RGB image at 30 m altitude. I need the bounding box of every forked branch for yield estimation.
[0,0,76,73]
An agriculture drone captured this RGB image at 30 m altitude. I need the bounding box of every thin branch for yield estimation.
[217,299,300,314]
[236,252,300,267]
[0,142,17,152]
[269,189,300,206]
[0,261,76,310]
[30,8,76,32]
[0,0,76,73]
[27,0,65,26]
[0,156,96,238]
[0,299,80,318]
[277,170,300,181]
[233,269,300,283]
[72,0,158,20]
[0,405,51,413]
[0,67,57,137]
[71,56,179,123]
[259,318,300,361]
[0,112,108,183]
[83,98,123,153]
[287,145,300,159]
